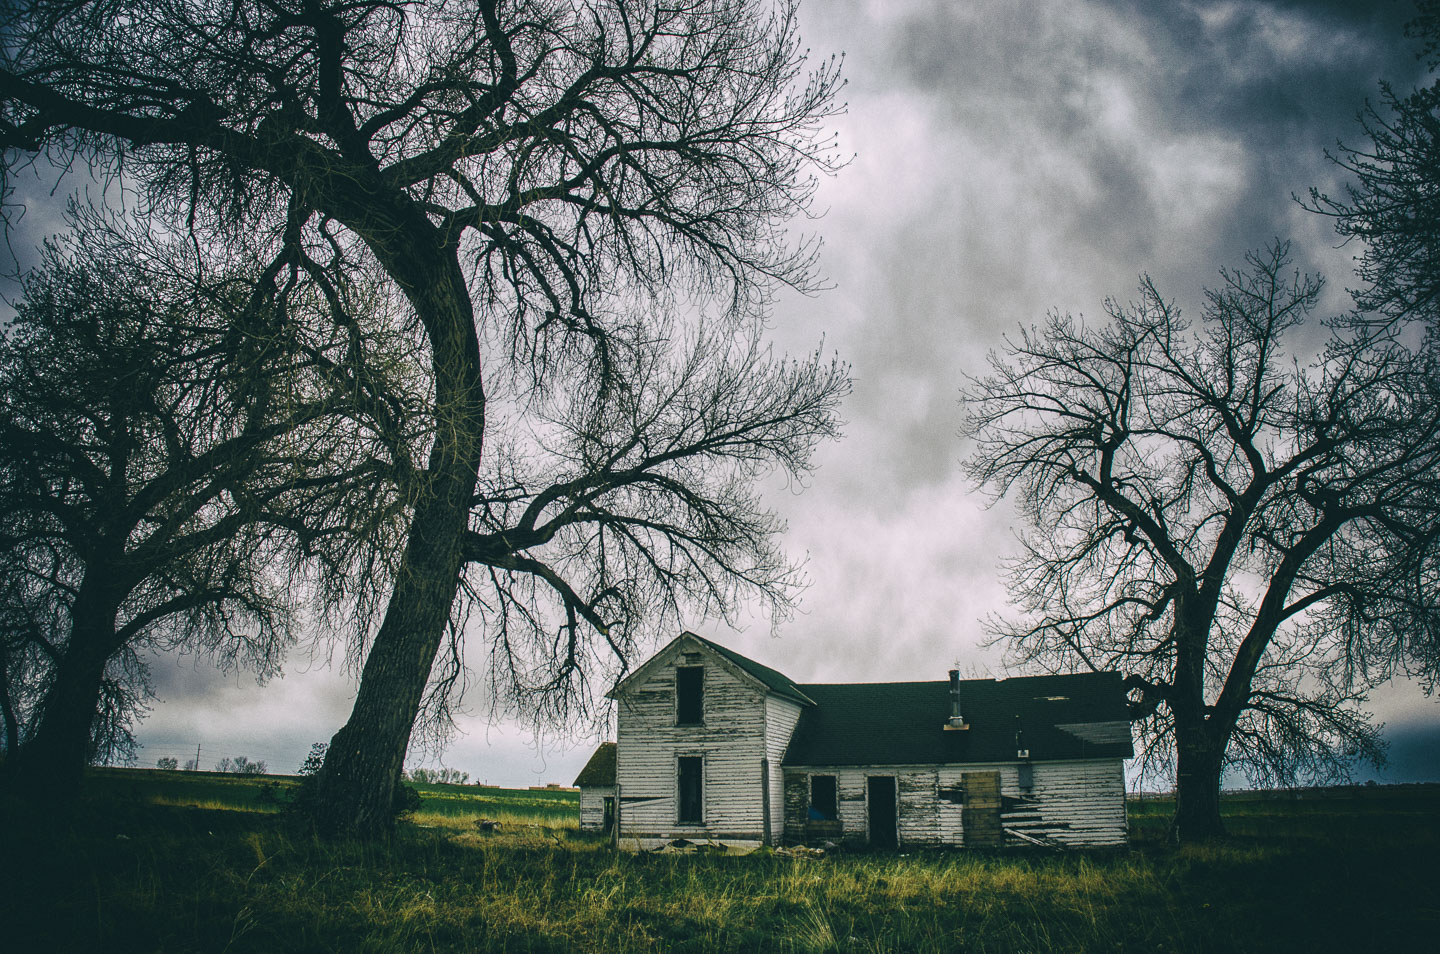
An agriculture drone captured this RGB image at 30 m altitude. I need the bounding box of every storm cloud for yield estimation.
[9,0,1433,786]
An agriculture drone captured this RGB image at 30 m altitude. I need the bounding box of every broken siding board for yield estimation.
[1056,721,1133,745]
[615,638,769,845]
[1026,759,1127,848]
[941,759,1128,848]
[838,770,868,843]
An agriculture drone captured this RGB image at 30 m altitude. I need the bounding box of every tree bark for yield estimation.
[1171,723,1226,843]
[311,237,485,836]
[1161,603,1228,842]
[9,576,121,801]
[0,641,19,759]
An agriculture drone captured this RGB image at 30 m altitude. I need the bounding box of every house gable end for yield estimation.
[607,631,811,707]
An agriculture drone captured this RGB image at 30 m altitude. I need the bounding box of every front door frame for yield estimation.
[866,774,898,849]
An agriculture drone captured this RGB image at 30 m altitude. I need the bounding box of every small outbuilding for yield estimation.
[573,741,617,835]
[603,631,1132,850]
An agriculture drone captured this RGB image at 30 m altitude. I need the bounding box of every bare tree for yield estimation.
[0,0,843,832]
[1305,2,1440,332]
[436,325,848,738]
[0,212,417,799]
[963,243,1440,842]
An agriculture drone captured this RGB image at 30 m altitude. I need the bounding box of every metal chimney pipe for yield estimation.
[947,669,966,729]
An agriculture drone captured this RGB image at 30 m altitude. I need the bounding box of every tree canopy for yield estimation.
[1,0,845,832]
[0,211,419,794]
[1305,1,1440,334]
[964,244,1440,841]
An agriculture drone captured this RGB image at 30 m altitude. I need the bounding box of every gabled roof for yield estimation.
[573,742,616,787]
[782,672,1132,767]
[686,633,815,707]
[608,631,815,707]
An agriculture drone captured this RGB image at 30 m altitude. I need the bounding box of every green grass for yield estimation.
[82,767,580,827]
[86,766,302,812]
[1,771,1435,953]
[407,781,579,829]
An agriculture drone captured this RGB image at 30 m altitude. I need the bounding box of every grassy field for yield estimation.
[1,771,1435,953]
[84,767,581,829]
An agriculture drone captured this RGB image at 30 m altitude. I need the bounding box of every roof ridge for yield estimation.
[796,671,1123,689]
[687,632,815,707]
[797,679,954,688]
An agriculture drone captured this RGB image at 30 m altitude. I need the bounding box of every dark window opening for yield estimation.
[678,756,703,824]
[676,666,704,725]
[809,775,838,820]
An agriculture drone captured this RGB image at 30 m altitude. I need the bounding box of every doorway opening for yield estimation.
[867,775,898,849]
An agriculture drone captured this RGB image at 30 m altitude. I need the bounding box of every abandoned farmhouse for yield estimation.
[574,632,1133,850]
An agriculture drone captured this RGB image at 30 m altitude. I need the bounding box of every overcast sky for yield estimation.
[11,0,1438,787]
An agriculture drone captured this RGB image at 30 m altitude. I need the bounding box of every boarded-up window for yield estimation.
[809,774,838,820]
[678,756,703,823]
[676,666,704,725]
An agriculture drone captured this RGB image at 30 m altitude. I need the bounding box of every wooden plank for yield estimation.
[963,771,1003,847]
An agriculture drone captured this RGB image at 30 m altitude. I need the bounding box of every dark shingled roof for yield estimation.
[688,632,815,707]
[573,742,616,787]
[782,672,1132,767]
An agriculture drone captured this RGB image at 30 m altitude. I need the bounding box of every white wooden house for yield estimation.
[598,631,1132,850]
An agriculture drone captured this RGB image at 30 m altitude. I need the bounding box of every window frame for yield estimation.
[809,773,839,821]
[675,665,705,726]
[677,754,704,825]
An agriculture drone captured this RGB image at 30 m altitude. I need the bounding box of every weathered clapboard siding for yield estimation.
[578,786,615,831]
[763,695,804,843]
[837,770,868,840]
[938,760,1127,847]
[782,767,921,846]
[898,769,940,845]
[615,636,770,847]
[783,759,1127,848]
[781,767,934,846]
[1002,759,1127,848]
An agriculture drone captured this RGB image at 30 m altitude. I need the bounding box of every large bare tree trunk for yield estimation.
[1166,613,1227,842]
[1171,724,1226,843]
[10,577,120,801]
[311,241,485,836]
